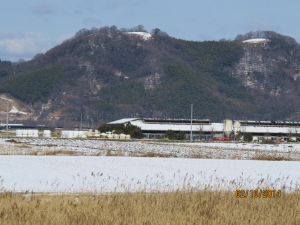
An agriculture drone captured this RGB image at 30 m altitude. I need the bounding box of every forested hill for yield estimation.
[0,26,300,127]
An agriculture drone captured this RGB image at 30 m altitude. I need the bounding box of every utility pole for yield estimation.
[6,100,9,138]
[190,104,193,142]
[80,113,82,131]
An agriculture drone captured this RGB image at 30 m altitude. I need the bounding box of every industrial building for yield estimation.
[109,118,223,140]
[234,120,300,142]
[108,118,300,141]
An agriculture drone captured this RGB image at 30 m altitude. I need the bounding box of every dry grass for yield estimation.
[139,152,177,158]
[104,150,178,158]
[189,150,205,158]
[0,191,299,224]
[250,151,292,161]
[42,150,79,156]
[105,149,125,156]
[0,144,80,156]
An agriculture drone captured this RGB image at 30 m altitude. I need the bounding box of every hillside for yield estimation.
[233,31,300,120]
[0,27,299,127]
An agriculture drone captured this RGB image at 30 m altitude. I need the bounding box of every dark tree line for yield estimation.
[98,124,143,139]
[0,66,64,103]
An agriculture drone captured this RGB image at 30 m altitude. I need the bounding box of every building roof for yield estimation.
[241,126,300,134]
[0,124,24,127]
[130,120,223,132]
[107,118,222,132]
[107,118,138,125]
[236,120,300,127]
[107,118,300,134]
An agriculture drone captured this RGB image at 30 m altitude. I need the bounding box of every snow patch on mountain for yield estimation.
[126,32,152,40]
[242,38,270,43]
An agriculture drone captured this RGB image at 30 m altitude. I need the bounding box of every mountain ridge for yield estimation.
[0,27,299,127]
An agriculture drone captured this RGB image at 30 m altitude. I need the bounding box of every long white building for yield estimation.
[108,118,224,140]
[108,118,300,141]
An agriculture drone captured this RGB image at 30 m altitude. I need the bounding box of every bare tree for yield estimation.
[210,126,215,140]
[293,127,300,142]
[239,126,246,142]
[136,24,147,32]
[151,28,169,37]
[198,125,204,141]
[287,128,294,142]
[109,25,117,33]
[264,128,271,141]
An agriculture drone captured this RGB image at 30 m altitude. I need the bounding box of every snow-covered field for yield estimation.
[1,138,300,193]
[2,138,300,160]
[1,156,300,193]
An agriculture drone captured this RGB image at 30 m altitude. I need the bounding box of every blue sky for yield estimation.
[1,0,299,61]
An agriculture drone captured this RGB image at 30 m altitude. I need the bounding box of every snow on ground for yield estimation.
[1,156,300,193]
[174,142,300,152]
[1,138,300,160]
[1,138,300,193]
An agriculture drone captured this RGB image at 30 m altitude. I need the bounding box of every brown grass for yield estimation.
[189,151,205,158]
[105,150,125,156]
[106,149,114,156]
[0,191,299,224]
[139,152,177,158]
[261,139,275,144]
[42,150,79,156]
[250,151,292,161]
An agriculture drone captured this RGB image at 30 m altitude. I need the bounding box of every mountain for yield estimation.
[0,27,299,127]
[233,31,300,120]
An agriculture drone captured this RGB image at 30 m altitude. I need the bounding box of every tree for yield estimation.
[97,124,143,139]
[198,125,204,141]
[177,131,186,140]
[136,24,146,32]
[91,27,99,33]
[244,133,253,142]
[293,128,300,141]
[98,124,114,133]
[264,128,271,141]
[287,128,295,141]
[33,53,44,60]
[151,28,160,36]
[166,130,186,140]
[210,127,215,139]
[75,28,89,37]
[166,130,176,140]
[110,25,117,33]
[125,125,143,139]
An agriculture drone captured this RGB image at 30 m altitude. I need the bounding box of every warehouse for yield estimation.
[108,118,300,142]
[108,118,224,140]
[235,120,300,142]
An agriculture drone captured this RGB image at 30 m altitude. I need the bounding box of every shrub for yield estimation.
[166,130,186,140]
[97,124,143,139]
[243,133,253,142]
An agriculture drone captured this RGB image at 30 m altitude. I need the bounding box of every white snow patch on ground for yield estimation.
[174,142,299,152]
[1,156,300,193]
[1,139,300,193]
[2,138,300,159]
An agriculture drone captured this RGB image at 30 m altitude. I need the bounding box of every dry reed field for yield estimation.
[0,191,299,225]
[1,138,300,224]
